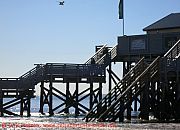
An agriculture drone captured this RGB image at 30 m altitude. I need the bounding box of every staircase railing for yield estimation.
[84,57,147,122]
[85,45,107,64]
[110,45,117,60]
[19,64,44,85]
[164,39,180,58]
[96,45,117,65]
[98,56,160,122]
[162,39,180,71]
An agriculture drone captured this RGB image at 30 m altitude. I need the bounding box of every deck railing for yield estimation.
[44,63,106,78]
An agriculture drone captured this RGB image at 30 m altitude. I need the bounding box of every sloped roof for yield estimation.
[143,13,180,31]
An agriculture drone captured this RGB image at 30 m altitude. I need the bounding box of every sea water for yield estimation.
[1,97,180,130]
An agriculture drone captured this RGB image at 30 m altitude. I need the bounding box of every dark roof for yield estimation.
[143,13,180,31]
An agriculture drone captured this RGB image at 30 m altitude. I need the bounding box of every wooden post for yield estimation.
[75,82,79,116]
[65,82,70,114]
[99,83,102,102]
[140,73,150,120]
[97,83,102,113]
[39,81,44,114]
[90,82,93,109]
[20,97,24,116]
[49,80,53,115]
[27,95,31,117]
[126,89,132,120]
[108,63,112,106]
[0,90,3,116]
[134,96,138,111]
[119,100,124,122]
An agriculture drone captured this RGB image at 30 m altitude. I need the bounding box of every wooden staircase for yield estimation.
[84,57,149,122]
[84,39,180,122]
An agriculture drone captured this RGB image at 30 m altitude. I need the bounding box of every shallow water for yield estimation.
[1,116,180,130]
[1,97,180,129]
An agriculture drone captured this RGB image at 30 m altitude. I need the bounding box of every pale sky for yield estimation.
[0,0,180,91]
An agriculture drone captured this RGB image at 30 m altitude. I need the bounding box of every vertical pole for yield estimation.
[98,83,102,113]
[124,61,131,120]
[140,73,150,120]
[126,88,132,120]
[176,73,180,119]
[0,90,3,116]
[134,96,138,111]
[75,82,79,117]
[90,82,93,109]
[123,62,130,76]
[122,0,125,36]
[156,80,161,119]
[20,96,24,116]
[123,17,125,36]
[99,83,102,102]
[65,82,69,114]
[27,94,31,117]
[119,100,124,122]
[49,79,53,116]
[161,59,167,120]
[108,63,112,106]
[150,80,156,115]
[39,81,44,114]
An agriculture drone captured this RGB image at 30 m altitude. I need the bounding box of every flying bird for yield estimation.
[57,1,65,6]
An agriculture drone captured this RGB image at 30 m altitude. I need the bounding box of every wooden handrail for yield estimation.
[164,39,180,58]
[98,56,160,121]
[85,44,107,64]
[84,57,146,121]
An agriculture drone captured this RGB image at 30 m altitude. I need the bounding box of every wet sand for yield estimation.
[1,116,180,130]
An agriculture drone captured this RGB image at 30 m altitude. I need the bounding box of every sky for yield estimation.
[0,0,180,78]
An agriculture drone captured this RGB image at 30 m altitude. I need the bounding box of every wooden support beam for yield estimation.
[20,96,24,116]
[118,100,124,122]
[108,63,112,106]
[49,81,53,116]
[39,81,44,114]
[99,83,102,102]
[65,82,70,114]
[0,90,3,116]
[75,83,79,116]
[107,69,120,83]
[97,83,102,114]
[53,103,65,112]
[27,96,31,117]
[140,73,150,120]
[3,109,19,116]
[89,83,93,109]
[126,88,132,120]
[134,96,138,111]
